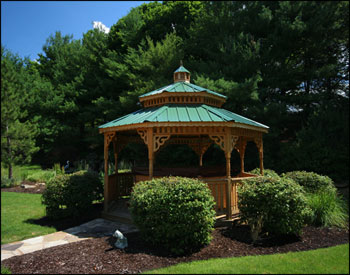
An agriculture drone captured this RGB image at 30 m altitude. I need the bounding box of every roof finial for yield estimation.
[180,60,183,66]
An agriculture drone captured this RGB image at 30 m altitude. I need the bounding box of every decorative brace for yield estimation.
[104,132,116,157]
[154,135,171,152]
[137,129,148,145]
[254,137,263,153]
[209,135,225,151]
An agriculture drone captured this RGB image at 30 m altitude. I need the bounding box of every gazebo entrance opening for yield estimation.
[99,64,269,221]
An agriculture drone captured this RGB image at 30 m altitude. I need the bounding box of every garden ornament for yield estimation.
[113,229,128,249]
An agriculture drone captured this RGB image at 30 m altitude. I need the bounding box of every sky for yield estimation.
[1,1,149,60]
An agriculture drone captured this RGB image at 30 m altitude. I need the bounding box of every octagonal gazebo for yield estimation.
[99,64,269,220]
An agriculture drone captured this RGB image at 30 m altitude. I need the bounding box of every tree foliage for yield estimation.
[1,47,39,178]
[1,1,348,181]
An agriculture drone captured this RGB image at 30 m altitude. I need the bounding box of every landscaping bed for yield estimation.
[2,225,348,274]
[1,181,45,194]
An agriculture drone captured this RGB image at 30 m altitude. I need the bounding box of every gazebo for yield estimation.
[99,64,269,220]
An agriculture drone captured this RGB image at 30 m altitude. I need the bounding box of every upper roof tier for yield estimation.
[139,65,227,108]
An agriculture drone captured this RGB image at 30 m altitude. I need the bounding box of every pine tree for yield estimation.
[1,46,39,178]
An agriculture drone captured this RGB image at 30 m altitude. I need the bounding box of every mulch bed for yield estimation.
[1,181,46,194]
[2,225,349,274]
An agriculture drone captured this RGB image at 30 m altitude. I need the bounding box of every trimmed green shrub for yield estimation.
[282,171,335,193]
[42,170,103,219]
[129,176,216,255]
[249,168,280,178]
[238,176,310,242]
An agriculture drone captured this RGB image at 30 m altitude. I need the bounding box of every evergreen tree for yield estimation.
[1,46,39,178]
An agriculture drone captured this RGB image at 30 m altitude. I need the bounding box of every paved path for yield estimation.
[1,218,138,261]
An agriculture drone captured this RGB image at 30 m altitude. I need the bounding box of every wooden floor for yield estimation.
[102,199,240,227]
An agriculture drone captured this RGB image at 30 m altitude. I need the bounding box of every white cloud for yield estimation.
[92,21,110,34]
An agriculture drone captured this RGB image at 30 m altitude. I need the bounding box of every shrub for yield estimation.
[249,168,280,178]
[42,170,103,219]
[282,171,348,228]
[129,176,216,255]
[238,176,310,242]
[26,170,56,183]
[1,177,16,188]
[305,191,348,228]
[282,171,335,193]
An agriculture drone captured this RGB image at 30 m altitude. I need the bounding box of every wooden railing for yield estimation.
[107,173,134,201]
[204,175,258,217]
[107,172,258,218]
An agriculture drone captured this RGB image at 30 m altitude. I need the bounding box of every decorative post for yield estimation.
[239,137,247,175]
[104,132,115,212]
[113,138,118,175]
[254,137,264,176]
[224,132,233,220]
[259,140,264,176]
[147,128,154,179]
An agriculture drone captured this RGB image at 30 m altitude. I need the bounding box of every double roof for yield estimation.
[99,65,269,131]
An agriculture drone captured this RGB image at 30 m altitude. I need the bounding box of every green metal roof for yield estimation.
[99,104,269,129]
[139,82,227,99]
[174,65,190,73]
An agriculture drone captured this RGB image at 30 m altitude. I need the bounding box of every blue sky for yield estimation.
[1,1,149,60]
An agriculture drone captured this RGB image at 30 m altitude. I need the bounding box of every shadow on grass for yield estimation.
[24,203,103,231]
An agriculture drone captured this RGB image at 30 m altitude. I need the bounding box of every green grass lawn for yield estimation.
[145,244,349,274]
[1,192,57,244]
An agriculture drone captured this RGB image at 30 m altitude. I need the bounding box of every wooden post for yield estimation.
[104,134,109,212]
[259,140,264,176]
[225,131,233,220]
[113,139,118,175]
[147,128,154,179]
[239,137,247,175]
[254,137,264,176]
[225,151,232,220]
[199,153,203,167]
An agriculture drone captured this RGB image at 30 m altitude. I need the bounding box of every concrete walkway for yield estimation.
[1,218,138,261]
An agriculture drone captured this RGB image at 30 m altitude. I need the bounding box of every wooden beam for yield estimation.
[99,121,269,134]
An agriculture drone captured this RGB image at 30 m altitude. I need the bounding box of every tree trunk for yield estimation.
[6,124,13,179]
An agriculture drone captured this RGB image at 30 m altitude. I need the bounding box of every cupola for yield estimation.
[173,61,190,83]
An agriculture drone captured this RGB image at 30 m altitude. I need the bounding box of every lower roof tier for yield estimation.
[99,104,269,131]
